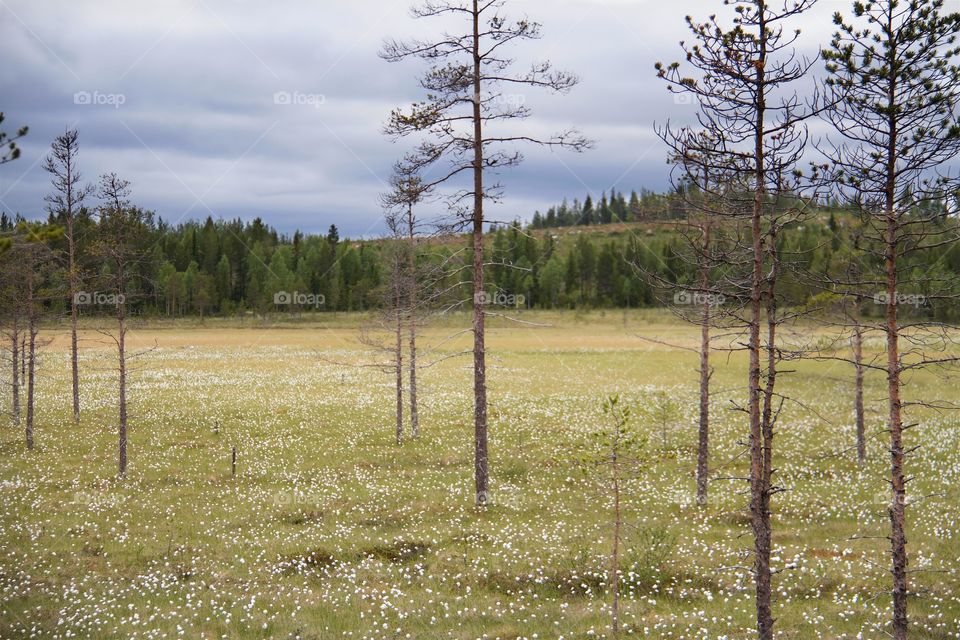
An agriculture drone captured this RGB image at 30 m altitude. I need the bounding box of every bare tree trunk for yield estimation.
[749,11,773,634]
[69,212,80,423]
[118,301,128,476]
[407,210,420,440]
[880,39,908,634]
[696,222,711,507]
[24,261,37,451]
[395,304,404,446]
[25,319,36,451]
[19,333,25,384]
[757,228,781,640]
[10,322,20,426]
[748,217,771,640]
[471,0,489,506]
[408,312,419,439]
[886,197,908,640]
[853,318,866,463]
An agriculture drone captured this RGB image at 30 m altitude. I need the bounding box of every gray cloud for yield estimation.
[1,0,838,236]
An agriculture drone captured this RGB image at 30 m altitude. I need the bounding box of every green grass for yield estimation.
[0,310,958,639]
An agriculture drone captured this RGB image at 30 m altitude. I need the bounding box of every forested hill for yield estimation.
[3,202,957,319]
[528,189,681,228]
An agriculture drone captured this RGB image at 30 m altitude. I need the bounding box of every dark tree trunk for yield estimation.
[758,227,780,640]
[749,9,773,635]
[471,0,489,506]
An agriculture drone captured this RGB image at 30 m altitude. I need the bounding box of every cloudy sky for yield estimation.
[0,0,839,237]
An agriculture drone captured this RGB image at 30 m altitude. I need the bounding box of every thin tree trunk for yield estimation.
[750,7,773,635]
[748,206,771,640]
[853,318,866,463]
[25,262,37,450]
[408,208,419,440]
[471,0,489,506]
[26,319,36,451]
[408,313,419,439]
[69,212,80,423]
[886,163,908,640]
[395,303,404,446]
[118,300,128,476]
[884,28,908,636]
[10,322,20,426]
[758,227,780,640]
[886,244,908,640]
[20,333,25,384]
[696,222,711,507]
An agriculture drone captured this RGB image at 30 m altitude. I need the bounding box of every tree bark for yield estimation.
[25,262,37,451]
[395,303,404,446]
[26,318,37,449]
[886,227,908,640]
[758,226,780,640]
[471,0,489,506]
[25,318,36,451]
[696,222,711,507]
[885,132,908,640]
[883,22,908,636]
[118,292,128,475]
[68,197,80,424]
[408,210,420,440]
[749,7,773,636]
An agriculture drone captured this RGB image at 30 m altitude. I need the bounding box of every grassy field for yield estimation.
[1,311,958,639]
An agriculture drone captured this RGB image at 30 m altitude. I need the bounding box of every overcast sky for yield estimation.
[0,0,840,237]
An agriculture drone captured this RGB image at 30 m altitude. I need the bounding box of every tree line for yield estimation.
[4,203,958,319]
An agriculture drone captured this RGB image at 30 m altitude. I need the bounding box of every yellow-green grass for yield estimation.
[0,311,957,639]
